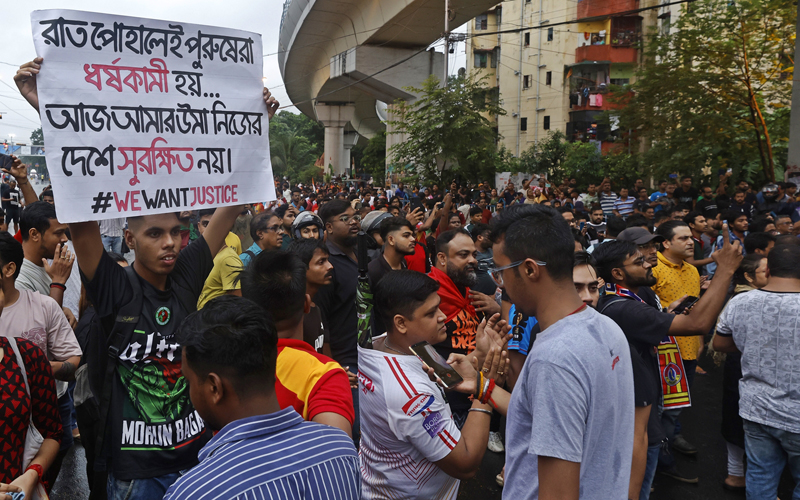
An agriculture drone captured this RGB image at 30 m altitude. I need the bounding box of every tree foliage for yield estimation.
[30,128,44,145]
[612,0,794,184]
[388,74,507,186]
[268,111,325,182]
[359,131,387,184]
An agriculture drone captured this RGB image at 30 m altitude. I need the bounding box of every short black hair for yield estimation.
[274,204,290,218]
[681,175,692,182]
[240,250,307,324]
[20,201,57,242]
[653,212,671,225]
[436,228,471,256]
[558,207,575,217]
[766,243,800,279]
[743,232,776,254]
[734,254,766,286]
[198,208,216,218]
[749,215,774,234]
[606,216,627,238]
[724,209,748,225]
[318,199,351,224]
[469,206,483,217]
[489,204,574,281]
[683,211,704,226]
[249,211,276,242]
[656,220,689,242]
[591,240,639,284]
[775,234,800,248]
[470,222,491,242]
[107,252,127,264]
[625,214,649,229]
[288,238,328,267]
[291,186,301,194]
[374,270,440,334]
[41,189,54,199]
[573,250,596,270]
[0,231,24,279]
[177,295,278,396]
[379,216,414,241]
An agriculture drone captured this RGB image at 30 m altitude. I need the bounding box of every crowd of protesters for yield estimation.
[1,56,799,500]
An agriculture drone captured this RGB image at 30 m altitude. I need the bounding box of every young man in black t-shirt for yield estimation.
[290,238,332,355]
[673,176,698,209]
[593,237,741,496]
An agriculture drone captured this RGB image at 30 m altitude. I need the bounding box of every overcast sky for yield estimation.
[0,0,465,144]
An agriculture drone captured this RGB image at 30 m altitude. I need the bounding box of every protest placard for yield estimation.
[31,9,274,223]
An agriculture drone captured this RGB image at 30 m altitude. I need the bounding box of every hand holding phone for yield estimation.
[672,296,699,315]
[410,341,463,389]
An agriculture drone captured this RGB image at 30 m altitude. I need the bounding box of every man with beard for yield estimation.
[274,204,297,250]
[428,229,498,427]
[290,238,333,355]
[593,234,741,497]
[368,217,416,287]
[316,200,362,433]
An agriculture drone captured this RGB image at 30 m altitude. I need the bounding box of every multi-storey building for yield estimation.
[467,0,668,155]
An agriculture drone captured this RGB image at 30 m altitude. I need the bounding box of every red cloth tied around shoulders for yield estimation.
[428,266,475,323]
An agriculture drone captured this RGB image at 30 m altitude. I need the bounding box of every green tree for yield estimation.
[613,0,794,184]
[30,127,44,145]
[519,131,569,176]
[388,74,506,186]
[360,131,387,184]
[269,129,318,182]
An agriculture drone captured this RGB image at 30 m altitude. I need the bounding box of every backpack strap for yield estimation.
[243,250,256,264]
[93,265,143,472]
[599,296,628,315]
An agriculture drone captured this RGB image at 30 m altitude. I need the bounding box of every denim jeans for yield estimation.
[743,419,800,500]
[640,444,661,500]
[107,471,181,500]
[102,235,123,254]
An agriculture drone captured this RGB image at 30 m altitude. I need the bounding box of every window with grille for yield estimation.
[474,52,488,68]
[475,14,488,30]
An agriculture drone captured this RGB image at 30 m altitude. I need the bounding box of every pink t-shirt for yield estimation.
[1,289,81,396]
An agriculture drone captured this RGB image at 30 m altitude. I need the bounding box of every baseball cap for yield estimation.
[616,227,664,245]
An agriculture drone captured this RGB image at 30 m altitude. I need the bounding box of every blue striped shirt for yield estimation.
[163,408,360,500]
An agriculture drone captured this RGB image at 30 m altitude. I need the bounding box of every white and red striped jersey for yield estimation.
[358,339,461,499]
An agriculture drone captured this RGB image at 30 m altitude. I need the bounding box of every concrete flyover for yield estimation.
[278,0,499,175]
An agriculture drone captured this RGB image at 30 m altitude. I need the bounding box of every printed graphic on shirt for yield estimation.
[448,309,479,352]
[403,393,435,417]
[423,411,446,438]
[118,329,184,418]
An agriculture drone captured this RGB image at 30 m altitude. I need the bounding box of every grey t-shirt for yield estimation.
[504,307,634,500]
[716,289,800,432]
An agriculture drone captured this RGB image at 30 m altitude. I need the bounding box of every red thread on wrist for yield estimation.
[50,283,66,290]
[480,379,496,405]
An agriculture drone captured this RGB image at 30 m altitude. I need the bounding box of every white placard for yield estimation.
[31,10,275,222]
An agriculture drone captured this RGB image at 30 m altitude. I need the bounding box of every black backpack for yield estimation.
[74,267,142,499]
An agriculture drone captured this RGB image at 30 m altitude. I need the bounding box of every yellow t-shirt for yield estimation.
[225,232,243,255]
[651,251,702,360]
[197,246,243,310]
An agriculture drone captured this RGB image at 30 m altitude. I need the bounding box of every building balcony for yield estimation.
[576,44,638,64]
[578,0,638,19]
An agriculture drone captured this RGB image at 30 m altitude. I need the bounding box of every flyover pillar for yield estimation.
[343,132,360,177]
[316,103,355,176]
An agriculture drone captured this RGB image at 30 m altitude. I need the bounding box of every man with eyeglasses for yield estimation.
[315,199,363,438]
[490,204,634,500]
[239,211,285,268]
[592,234,741,498]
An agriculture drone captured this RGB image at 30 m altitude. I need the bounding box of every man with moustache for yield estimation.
[593,232,741,497]
[429,229,487,428]
[290,238,334,355]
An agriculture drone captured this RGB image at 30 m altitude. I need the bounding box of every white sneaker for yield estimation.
[488,431,504,452]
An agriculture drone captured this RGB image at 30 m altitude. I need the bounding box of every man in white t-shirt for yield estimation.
[358,270,495,499]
